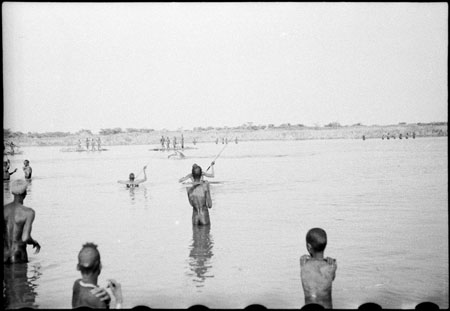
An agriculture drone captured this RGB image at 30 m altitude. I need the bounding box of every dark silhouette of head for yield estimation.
[192,164,202,181]
[306,228,327,254]
[77,242,101,276]
[129,173,135,181]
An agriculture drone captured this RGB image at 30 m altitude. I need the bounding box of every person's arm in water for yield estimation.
[203,162,215,178]
[21,210,41,253]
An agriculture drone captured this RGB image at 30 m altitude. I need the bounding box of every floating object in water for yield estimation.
[60,147,108,152]
[149,147,197,151]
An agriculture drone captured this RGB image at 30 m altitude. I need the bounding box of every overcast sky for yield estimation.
[2,2,448,134]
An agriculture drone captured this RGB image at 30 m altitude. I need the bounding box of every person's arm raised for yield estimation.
[136,166,147,184]
[179,173,192,183]
[203,162,215,178]
[107,279,123,309]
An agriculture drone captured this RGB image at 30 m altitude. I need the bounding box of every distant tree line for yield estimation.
[98,128,155,135]
[3,121,447,139]
[192,122,306,132]
[3,129,71,138]
[417,122,447,126]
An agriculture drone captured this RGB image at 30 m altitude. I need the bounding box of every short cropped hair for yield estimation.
[77,242,101,275]
[192,165,202,180]
[306,228,327,252]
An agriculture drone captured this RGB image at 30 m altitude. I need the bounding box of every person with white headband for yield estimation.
[3,179,41,263]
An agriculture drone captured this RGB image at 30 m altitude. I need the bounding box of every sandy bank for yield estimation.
[4,124,448,147]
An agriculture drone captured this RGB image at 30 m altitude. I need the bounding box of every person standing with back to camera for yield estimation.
[300,228,337,309]
[186,164,212,226]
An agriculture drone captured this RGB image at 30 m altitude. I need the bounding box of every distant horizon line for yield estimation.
[3,120,448,136]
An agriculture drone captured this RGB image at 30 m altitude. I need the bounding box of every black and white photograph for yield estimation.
[2,2,448,309]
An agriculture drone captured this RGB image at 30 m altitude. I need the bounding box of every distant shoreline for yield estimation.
[4,124,448,147]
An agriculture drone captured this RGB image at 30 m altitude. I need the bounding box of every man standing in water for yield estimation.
[97,137,102,150]
[4,179,41,263]
[187,165,212,226]
[166,136,171,150]
[160,136,165,149]
[23,160,32,180]
[91,138,96,151]
[9,141,16,154]
[117,166,147,188]
[3,159,17,181]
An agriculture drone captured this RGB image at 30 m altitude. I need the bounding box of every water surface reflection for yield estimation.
[3,262,41,308]
[186,225,214,289]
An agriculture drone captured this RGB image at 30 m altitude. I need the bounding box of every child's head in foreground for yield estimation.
[77,242,102,276]
[306,228,327,255]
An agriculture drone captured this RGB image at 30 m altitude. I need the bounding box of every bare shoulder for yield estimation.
[320,257,337,275]
[19,205,36,218]
[300,254,311,267]
[3,202,13,210]
[22,205,35,213]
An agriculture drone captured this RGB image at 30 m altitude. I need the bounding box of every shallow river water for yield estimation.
[3,137,448,308]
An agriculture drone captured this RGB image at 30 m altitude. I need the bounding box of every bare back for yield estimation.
[187,182,212,226]
[72,279,109,308]
[300,255,337,308]
[3,202,35,263]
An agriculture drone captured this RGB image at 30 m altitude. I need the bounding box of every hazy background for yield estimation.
[2,2,448,134]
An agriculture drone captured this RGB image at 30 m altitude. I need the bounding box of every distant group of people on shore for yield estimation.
[77,137,102,151]
[160,135,185,150]
[361,132,417,140]
[159,135,240,150]
[215,137,239,144]
[381,132,415,140]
